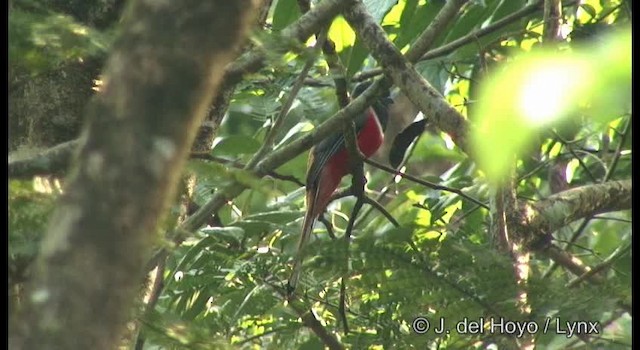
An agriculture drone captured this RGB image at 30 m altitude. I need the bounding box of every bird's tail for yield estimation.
[288,189,318,293]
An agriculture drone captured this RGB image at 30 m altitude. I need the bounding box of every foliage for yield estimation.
[472,29,630,182]
[9,179,57,286]
[8,0,631,349]
[9,0,111,74]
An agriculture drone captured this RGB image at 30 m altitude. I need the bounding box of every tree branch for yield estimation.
[267,280,345,350]
[543,0,563,43]
[352,0,567,81]
[223,0,356,88]
[343,1,471,153]
[566,243,630,288]
[543,117,631,279]
[9,140,79,178]
[527,179,631,238]
[248,30,326,167]
[541,244,604,283]
[404,0,470,62]
[295,307,345,350]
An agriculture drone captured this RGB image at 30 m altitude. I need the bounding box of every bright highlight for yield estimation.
[519,66,575,125]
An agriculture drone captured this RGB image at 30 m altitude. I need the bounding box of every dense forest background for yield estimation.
[9,0,631,349]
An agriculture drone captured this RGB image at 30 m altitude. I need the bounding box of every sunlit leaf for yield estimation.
[471,29,630,182]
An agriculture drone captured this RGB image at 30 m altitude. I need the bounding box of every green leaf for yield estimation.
[397,0,419,38]
[243,210,302,225]
[415,59,450,95]
[231,220,273,236]
[9,8,110,73]
[395,1,444,50]
[443,0,498,44]
[370,226,414,245]
[201,226,245,243]
[345,38,370,79]
[327,15,369,78]
[9,179,56,266]
[579,3,598,19]
[298,337,325,350]
[490,0,526,23]
[328,15,355,52]
[272,0,302,32]
[442,0,530,60]
[363,0,398,23]
[165,235,215,290]
[470,29,630,182]
[211,136,261,156]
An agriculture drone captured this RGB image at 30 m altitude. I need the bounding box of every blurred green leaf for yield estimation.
[415,59,450,95]
[9,8,110,73]
[395,0,444,50]
[211,136,261,156]
[471,29,630,182]
[272,0,301,32]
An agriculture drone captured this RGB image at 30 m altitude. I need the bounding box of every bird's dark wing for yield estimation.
[306,131,345,187]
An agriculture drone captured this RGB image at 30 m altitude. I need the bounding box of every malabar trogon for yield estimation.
[288,82,393,291]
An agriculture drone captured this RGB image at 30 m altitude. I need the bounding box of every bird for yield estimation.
[287,82,393,293]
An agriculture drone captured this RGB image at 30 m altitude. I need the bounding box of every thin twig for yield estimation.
[338,278,349,334]
[551,130,597,182]
[591,215,631,223]
[566,243,630,288]
[248,31,328,169]
[419,0,578,61]
[565,309,629,349]
[317,215,337,239]
[134,259,166,350]
[363,158,488,209]
[542,117,631,279]
[362,196,399,227]
[404,0,470,62]
[266,279,345,350]
[541,244,604,283]
[190,153,305,186]
[353,0,575,81]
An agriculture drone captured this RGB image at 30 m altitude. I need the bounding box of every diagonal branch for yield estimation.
[363,158,488,209]
[267,280,345,350]
[9,0,355,181]
[145,79,395,270]
[353,0,575,81]
[521,180,630,284]
[343,1,471,153]
[404,0,470,62]
[543,117,631,279]
[297,308,345,350]
[541,244,604,283]
[248,31,327,168]
[566,243,630,288]
[223,0,356,87]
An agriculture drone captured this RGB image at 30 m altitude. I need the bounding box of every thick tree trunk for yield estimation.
[9,1,258,349]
